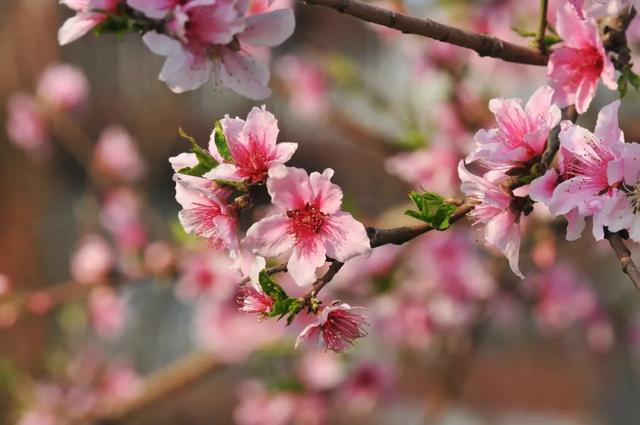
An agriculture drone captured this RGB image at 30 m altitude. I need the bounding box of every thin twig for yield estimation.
[535,0,549,53]
[238,264,289,286]
[302,0,548,65]
[605,230,640,293]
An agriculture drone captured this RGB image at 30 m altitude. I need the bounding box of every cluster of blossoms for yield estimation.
[58,0,295,99]
[170,106,372,351]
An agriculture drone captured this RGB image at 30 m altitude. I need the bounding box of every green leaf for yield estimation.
[619,70,630,98]
[176,127,218,177]
[257,270,303,324]
[405,191,457,230]
[213,120,234,162]
[511,27,537,38]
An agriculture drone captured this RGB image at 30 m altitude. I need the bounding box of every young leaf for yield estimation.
[619,70,629,98]
[214,120,234,162]
[176,127,218,176]
[257,270,303,324]
[405,191,457,230]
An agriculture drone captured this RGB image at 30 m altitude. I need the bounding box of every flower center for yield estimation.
[287,203,327,241]
[623,183,640,214]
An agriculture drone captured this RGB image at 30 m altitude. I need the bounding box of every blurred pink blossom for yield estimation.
[275,55,329,118]
[100,188,148,250]
[6,93,49,156]
[176,251,239,301]
[297,350,345,391]
[36,64,89,111]
[70,234,115,285]
[386,146,460,195]
[93,125,146,182]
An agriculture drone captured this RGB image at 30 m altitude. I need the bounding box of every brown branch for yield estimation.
[535,0,549,53]
[238,264,289,286]
[93,351,221,425]
[605,230,640,293]
[302,0,548,65]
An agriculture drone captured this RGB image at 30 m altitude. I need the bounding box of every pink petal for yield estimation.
[267,165,313,211]
[309,169,343,214]
[525,85,556,120]
[565,208,586,241]
[203,163,242,181]
[244,105,279,149]
[220,50,271,100]
[273,142,298,164]
[58,13,102,45]
[142,31,183,55]
[239,9,295,47]
[529,169,558,205]
[555,3,591,48]
[323,212,371,262]
[549,177,599,215]
[169,152,198,172]
[127,0,178,18]
[295,322,322,349]
[485,212,523,278]
[574,74,598,114]
[215,115,246,162]
[288,238,327,286]
[244,214,295,258]
[594,100,624,146]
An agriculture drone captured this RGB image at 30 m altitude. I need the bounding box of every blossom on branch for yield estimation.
[548,2,617,114]
[204,105,297,184]
[295,302,368,352]
[244,166,371,287]
[467,86,561,170]
[458,162,523,278]
[58,0,121,45]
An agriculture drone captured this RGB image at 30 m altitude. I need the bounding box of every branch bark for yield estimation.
[302,0,548,65]
[605,230,640,293]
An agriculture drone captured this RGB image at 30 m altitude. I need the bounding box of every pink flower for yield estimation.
[297,350,345,391]
[88,286,127,339]
[174,174,239,251]
[458,162,523,277]
[36,64,89,111]
[93,125,146,182]
[6,94,49,156]
[547,101,625,240]
[233,381,296,425]
[141,0,295,98]
[204,106,297,183]
[548,3,617,114]
[237,285,273,315]
[244,166,371,287]
[58,0,121,45]
[467,86,561,169]
[99,364,142,405]
[175,251,238,300]
[0,274,10,296]
[275,55,328,118]
[386,146,460,196]
[70,234,115,284]
[295,302,368,352]
[596,141,640,241]
[340,361,392,413]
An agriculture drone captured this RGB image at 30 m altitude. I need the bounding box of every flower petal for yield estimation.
[244,214,295,258]
[239,9,295,47]
[323,212,371,262]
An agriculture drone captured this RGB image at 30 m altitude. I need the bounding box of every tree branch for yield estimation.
[302,0,548,65]
[605,230,640,293]
[535,0,549,53]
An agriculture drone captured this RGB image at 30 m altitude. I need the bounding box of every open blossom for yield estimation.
[140,0,294,98]
[6,94,49,156]
[58,0,121,45]
[544,101,625,240]
[244,166,371,287]
[548,3,617,114]
[70,234,115,285]
[93,125,146,182]
[295,302,368,352]
[467,86,561,169]
[176,251,238,300]
[458,162,523,278]
[174,174,238,251]
[36,64,89,111]
[204,106,297,183]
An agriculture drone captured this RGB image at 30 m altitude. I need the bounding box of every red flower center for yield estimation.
[287,203,327,241]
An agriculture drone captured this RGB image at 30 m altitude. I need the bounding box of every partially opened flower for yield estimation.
[467,86,561,169]
[58,0,121,46]
[458,162,523,278]
[295,302,368,352]
[204,106,297,183]
[548,2,617,113]
[547,100,625,240]
[244,166,371,286]
[174,174,238,251]
[141,0,295,98]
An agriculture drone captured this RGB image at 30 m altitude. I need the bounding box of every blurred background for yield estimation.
[2,0,640,424]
